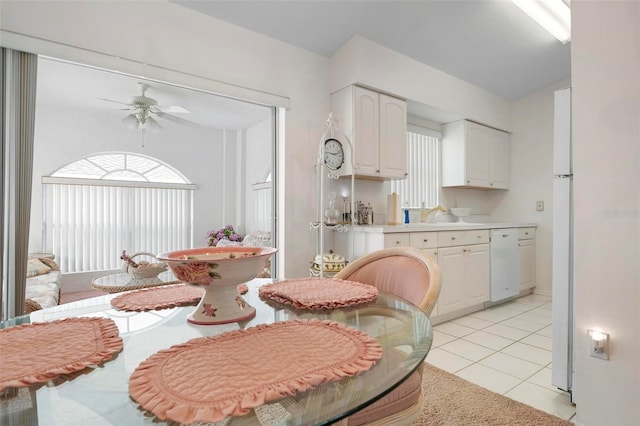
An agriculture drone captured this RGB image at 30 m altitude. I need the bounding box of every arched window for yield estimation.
[42,152,195,273]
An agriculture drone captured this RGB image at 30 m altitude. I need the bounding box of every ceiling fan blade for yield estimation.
[99,97,132,106]
[154,111,200,127]
[157,105,191,114]
[75,107,133,115]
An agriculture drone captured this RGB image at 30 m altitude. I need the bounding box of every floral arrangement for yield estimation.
[206,225,243,247]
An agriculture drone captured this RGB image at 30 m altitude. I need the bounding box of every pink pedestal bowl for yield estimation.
[157,246,277,325]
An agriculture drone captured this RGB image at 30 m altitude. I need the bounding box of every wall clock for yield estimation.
[324,138,344,170]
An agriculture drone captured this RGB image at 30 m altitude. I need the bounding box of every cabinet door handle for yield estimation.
[423,239,429,243]
[451,237,456,240]
[396,241,401,245]
[490,182,494,186]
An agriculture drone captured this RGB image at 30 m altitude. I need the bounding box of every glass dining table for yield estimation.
[1,278,433,426]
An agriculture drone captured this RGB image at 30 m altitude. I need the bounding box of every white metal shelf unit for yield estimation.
[312,113,356,277]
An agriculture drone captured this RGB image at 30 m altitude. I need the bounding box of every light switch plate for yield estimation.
[536,201,544,211]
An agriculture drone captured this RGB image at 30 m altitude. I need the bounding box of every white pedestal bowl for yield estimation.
[449,208,472,223]
[157,246,277,325]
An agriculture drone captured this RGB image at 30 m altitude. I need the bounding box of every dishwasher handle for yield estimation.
[490,229,519,241]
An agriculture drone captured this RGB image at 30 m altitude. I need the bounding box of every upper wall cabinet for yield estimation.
[441,120,510,189]
[331,85,407,180]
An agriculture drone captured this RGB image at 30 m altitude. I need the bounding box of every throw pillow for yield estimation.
[24,298,43,313]
[26,258,52,278]
[38,257,60,271]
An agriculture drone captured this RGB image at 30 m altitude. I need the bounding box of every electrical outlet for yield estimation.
[536,201,544,211]
[588,330,609,360]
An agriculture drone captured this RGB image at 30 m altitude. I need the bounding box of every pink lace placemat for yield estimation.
[0,317,122,391]
[129,318,382,424]
[258,277,378,309]
[111,283,204,311]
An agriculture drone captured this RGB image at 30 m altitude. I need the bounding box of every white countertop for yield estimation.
[348,222,537,233]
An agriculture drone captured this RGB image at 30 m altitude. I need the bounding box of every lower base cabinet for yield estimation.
[436,244,490,315]
[335,227,533,321]
[519,238,536,292]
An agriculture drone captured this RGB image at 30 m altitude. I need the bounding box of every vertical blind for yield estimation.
[391,128,441,208]
[1,48,38,320]
[251,182,273,233]
[43,182,193,273]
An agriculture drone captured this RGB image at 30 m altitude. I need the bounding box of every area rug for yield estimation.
[412,363,573,425]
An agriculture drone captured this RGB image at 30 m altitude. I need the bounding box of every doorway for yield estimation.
[30,57,278,278]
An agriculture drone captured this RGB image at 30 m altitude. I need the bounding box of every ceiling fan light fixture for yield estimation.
[146,116,162,133]
[511,0,571,44]
[122,113,140,130]
[108,82,199,144]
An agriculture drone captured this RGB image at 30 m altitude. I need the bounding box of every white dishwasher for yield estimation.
[490,228,520,302]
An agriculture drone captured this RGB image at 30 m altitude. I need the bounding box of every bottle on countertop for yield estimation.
[420,201,428,222]
[342,198,348,223]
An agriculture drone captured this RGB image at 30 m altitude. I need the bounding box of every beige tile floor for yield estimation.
[426,294,576,422]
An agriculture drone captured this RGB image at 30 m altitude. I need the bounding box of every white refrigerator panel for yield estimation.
[551,176,573,391]
[553,88,572,175]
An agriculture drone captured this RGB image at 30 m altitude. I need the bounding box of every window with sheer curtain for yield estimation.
[390,125,441,208]
[42,152,195,273]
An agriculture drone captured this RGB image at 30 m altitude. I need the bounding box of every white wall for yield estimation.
[330,35,513,131]
[326,35,515,230]
[572,1,640,424]
[1,1,519,279]
[1,0,330,278]
[490,78,571,296]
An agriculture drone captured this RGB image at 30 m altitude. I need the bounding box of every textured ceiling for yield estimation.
[172,0,571,101]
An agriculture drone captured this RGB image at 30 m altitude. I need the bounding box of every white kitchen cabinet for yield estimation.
[465,244,491,305]
[384,233,410,248]
[437,243,490,315]
[335,226,519,320]
[436,247,466,313]
[442,120,510,189]
[490,130,510,188]
[331,85,407,179]
[409,232,437,250]
[518,228,536,291]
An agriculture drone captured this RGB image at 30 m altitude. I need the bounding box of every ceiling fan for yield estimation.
[100,82,199,146]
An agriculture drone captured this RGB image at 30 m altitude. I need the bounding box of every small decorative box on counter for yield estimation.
[309,250,348,277]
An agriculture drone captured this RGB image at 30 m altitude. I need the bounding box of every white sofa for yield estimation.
[25,257,61,310]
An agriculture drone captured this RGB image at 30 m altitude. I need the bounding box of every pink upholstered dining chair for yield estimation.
[333,247,441,426]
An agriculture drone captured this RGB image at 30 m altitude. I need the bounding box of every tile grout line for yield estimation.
[430,295,574,420]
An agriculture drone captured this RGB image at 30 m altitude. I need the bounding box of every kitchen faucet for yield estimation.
[421,205,447,222]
